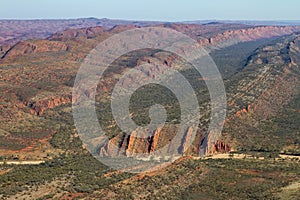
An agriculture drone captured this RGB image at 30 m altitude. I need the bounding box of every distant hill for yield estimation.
[1,18,300,47]
[0,18,162,46]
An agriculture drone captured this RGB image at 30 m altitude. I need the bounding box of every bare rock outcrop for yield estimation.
[211,140,231,154]
[99,126,196,158]
[26,95,72,115]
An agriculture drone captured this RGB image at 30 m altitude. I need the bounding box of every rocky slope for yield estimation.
[221,34,300,153]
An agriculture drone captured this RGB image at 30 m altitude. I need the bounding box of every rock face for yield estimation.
[179,127,195,154]
[99,126,196,158]
[203,129,231,155]
[26,95,72,115]
[211,140,231,154]
[1,40,68,59]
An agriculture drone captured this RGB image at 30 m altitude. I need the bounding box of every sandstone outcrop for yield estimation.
[99,126,196,158]
[211,140,231,154]
[26,95,72,115]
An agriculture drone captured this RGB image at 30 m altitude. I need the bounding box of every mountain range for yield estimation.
[0,18,299,199]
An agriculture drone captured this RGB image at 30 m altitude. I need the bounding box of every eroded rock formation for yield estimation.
[26,95,72,115]
[99,126,197,158]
